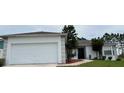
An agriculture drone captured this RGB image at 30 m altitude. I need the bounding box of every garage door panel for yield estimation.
[10,43,58,64]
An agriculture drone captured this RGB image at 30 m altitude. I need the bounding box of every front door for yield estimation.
[78,48,85,59]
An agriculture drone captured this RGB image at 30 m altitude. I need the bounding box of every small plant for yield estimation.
[102,56,106,60]
[108,57,112,61]
[116,58,121,61]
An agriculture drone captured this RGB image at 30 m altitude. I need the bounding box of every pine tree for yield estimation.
[62,25,78,62]
[91,37,104,59]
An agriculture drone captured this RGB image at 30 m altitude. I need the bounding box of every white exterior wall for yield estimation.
[61,36,66,63]
[85,46,97,59]
[5,35,66,65]
[116,48,122,55]
[73,46,97,60]
[73,45,118,60]
[116,44,123,55]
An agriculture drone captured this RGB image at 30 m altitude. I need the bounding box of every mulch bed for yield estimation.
[66,59,83,64]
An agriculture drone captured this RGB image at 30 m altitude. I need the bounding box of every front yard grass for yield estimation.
[78,59,124,67]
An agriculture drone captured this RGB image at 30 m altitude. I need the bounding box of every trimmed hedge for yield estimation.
[116,58,121,61]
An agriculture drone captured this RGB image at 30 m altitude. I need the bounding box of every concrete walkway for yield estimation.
[57,59,93,67]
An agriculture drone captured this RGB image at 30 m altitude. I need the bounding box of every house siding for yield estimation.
[73,45,118,60]
[73,46,97,60]
[85,46,97,59]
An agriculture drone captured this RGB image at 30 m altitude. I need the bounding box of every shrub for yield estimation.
[118,54,124,58]
[93,57,98,60]
[0,59,5,67]
[116,58,121,61]
[102,56,106,60]
[108,57,112,61]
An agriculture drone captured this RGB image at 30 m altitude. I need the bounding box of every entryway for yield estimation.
[78,47,85,59]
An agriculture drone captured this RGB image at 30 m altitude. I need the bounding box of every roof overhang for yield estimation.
[0,31,67,39]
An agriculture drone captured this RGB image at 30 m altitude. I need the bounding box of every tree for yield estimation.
[62,25,78,62]
[91,37,104,59]
[102,33,124,42]
[103,33,111,41]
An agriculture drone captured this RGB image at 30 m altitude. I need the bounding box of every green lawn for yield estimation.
[78,59,124,67]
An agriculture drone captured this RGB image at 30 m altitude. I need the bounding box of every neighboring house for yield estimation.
[72,40,118,60]
[105,37,124,55]
[1,31,67,65]
[102,42,118,60]
[0,39,4,59]
[120,41,124,54]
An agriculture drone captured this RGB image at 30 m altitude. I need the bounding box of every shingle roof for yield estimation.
[78,40,92,46]
[0,31,67,38]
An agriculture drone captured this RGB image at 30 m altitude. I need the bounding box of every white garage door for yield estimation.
[10,43,58,64]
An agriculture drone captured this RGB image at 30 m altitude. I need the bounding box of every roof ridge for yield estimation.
[0,31,64,37]
[7,31,60,35]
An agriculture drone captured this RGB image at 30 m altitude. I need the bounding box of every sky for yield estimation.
[0,25,124,40]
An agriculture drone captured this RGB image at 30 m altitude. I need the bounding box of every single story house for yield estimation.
[72,40,119,60]
[1,31,67,65]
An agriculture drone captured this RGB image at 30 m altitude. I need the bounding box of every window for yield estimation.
[104,50,112,55]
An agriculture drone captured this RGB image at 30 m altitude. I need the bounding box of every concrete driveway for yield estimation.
[5,64,58,67]
[4,59,93,67]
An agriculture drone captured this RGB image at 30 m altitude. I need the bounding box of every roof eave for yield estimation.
[0,33,67,38]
